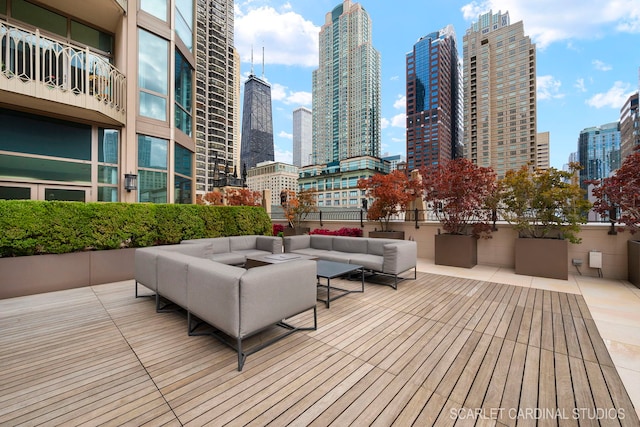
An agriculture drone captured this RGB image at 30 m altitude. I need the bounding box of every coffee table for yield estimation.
[245,253,317,268]
[316,260,364,308]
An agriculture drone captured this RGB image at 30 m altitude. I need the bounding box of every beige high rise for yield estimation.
[463,10,538,178]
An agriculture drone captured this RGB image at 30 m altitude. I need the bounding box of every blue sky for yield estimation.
[234,0,640,169]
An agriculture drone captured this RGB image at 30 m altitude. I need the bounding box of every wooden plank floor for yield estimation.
[1,272,638,426]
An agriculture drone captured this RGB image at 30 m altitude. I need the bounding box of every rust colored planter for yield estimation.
[0,248,136,299]
[283,227,310,236]
[628,240,640,288]
[435,234,477,268]
[369,231,405,240]
[515,238,568,280]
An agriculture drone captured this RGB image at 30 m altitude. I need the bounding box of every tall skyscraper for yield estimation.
[293,107,313,167]
[406,25,462,171]
[240,74,274,170]
[312,0,381,165]
[195,0,237,194]
[620,92,639,160]
[463,10,538,178]
[578,122,621,191]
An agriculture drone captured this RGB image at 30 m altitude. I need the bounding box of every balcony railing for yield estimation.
[1,20,126,123]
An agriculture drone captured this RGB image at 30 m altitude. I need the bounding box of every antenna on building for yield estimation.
[250,45,254,76]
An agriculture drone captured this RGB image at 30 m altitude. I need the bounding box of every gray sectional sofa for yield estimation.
[284,235,417,289]
[180,235,283,265]
[134,237,316,371]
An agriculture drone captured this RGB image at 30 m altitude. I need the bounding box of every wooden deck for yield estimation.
[1,272,638,426]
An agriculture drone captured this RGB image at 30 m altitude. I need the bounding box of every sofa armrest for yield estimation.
[239,260,317,338]
[186,260,245,338]
[256,236,283,254]
[134,247,164,291]
[382,241,417,275]
[283,235,311,252]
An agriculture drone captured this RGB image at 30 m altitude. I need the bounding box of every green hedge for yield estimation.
[0,200,273,257]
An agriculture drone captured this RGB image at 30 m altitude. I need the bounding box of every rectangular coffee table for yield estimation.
[245,253,317,268]
[316,260,364,308]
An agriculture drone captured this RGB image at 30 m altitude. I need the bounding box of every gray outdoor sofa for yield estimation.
[284,235,417,289]
[134,237,316,371]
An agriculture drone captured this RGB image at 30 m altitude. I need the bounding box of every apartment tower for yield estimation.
[620,92,639,161]
[293,106,313,167]
[406,25,462,171]
[578,122,621,191]
[240,73,274,170]
[312,0,381,164]
[194,0,237,195]
[463,10,538,178]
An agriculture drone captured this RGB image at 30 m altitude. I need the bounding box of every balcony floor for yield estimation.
[1,260,639,426]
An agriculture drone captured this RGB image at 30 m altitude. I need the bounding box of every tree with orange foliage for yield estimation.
[281,188,317,229]
[357,170,421,232]
[197,191,224,206]
[226,188,262,206]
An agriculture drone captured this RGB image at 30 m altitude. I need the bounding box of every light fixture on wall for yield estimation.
[124,173,138,192]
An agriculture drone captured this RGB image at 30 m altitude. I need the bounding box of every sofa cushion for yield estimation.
[181,238,230,255]
[367,238,400,256]
[310,235,333,250]
[347,253,384,272]
[284,235,310,252]
[209,252,246,265]
[333,236,368,254]
[229,235,258,251]
[156,252,192,308]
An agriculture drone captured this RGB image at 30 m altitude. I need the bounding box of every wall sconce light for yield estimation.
[124,173,138,192]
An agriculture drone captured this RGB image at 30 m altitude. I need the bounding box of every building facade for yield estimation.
[194,0,237,195]
[536,131,550,170]
[0,0,237,204]
[312,0,381,165]
[293,106,312,168]
[462,10,538,178]
[406,25,462,171]
[246,161,298,206]
[578,122,621,191]
[620,92,639,161]
[240,74,274,170]
[298,156,389,208]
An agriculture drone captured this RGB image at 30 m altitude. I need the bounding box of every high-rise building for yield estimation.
[312,0,381,165]
[240,74,274,170]
[620,92,639,160]
[406,25,462,171]
[0,0,226,204]
[246,161,299,206]
[536,131,550,170]
[578,122,621,191]
[462,10,538,178]
[293,107,313,167]
[194,0,237,195]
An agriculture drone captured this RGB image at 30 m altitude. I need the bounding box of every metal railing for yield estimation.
[1,21,126,114]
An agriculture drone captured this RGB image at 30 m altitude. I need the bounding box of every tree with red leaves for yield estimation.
[226,188,262,206]
[420,158,497,237]
[357,170,421,232]
[196,191,224,206]
[592,149,640,234]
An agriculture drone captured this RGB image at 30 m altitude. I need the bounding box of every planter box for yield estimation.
[629,240,640,288]
[283,227,310,236]
[369,231,405,240]
[515,238,568,280]
[435,234,477,268]
[0,248,136,299]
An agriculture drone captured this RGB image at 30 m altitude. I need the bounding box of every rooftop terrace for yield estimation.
[1,259,638,425]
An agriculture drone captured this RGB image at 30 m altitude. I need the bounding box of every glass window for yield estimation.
[175,0,193,51]
[138,29,168,121]
[138,170,167,203]
[98,129,119,163]
[175,144,192,177]
[0,154,91,182]
[175,51,193,136]
[12,0,66,36]
[0,186,30,200]
[98,166,118,184]
[71,21,113,53]
[0,108,91,160]
[98,187,118,202]
[0,0,7,15]
[140,0,167,21]
[138,135,168,169]
[175,175,191,204]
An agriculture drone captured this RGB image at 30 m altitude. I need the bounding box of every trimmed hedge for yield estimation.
[0,200,273,257]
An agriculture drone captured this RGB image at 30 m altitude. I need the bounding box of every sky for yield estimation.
[233,0,640,169]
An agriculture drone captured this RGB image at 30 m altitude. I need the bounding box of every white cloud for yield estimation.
[586,81,635,109]
[537,75,564,100]
[390,75,399,81]
[393,95,406,110]
[235,5,319,67]
[461,0,640,49]
[270,83,312,106]
[391,137,405,143]
[278,131,292,140]
[391,113,406,128]
[274,146,293,164]
[592,60,612,71]
[574,78,587,92]
[381,118,390,129]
